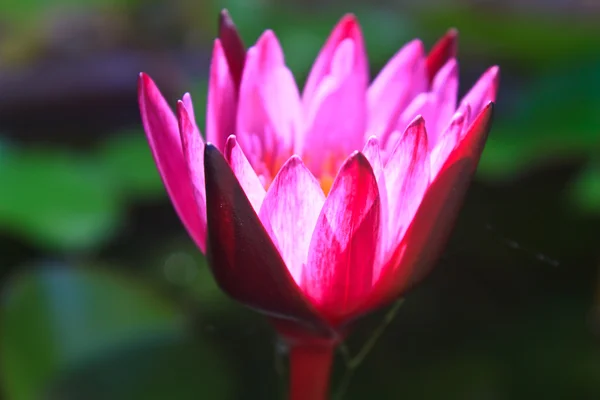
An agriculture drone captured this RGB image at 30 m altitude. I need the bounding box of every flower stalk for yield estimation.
[288,342,335,400]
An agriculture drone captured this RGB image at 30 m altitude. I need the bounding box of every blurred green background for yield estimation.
[0,0,599,399]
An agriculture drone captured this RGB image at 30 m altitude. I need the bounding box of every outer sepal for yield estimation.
[203,144,334,337]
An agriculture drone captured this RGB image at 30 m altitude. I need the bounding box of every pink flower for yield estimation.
[138,12,498,339]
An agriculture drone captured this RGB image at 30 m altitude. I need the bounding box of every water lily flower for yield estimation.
[139,10,498,400]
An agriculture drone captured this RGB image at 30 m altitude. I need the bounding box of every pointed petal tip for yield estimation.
[335,13,362,36]
[286,154,303,165]
[138,72,152,91]
[489,65,500,88]
[405,115,429,149]
[426,28,459,82]
[366,135,380,145]
[408,114,426,127]
[223,134,239,161]
[218,8,234,30]
[256,29,278,48]
[348,149,373,170]
[203,143,222,171]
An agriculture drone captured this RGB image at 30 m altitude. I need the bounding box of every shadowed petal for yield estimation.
[425,28,458,85]
[204,144,333,336]
[223,135,266,213]
[304,152,381,323]
[138,73,205,252]
[218,9,246,91]
[207,39,237,152]
[258,156,325,284]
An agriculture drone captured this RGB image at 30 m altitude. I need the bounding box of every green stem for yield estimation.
[334,298,405,399]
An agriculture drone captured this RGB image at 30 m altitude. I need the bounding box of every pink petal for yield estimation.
[258,156,325,285]
[138,73,206,252]
[218,9,246,91]
[224,135,266,213]
[302,36,367,174]
[177,99,207,252]
[207,39,237,152]
[367,39,427,143]
[236,30,302,172]
[364,103,494,314]
[361,137,389,282]
[302,14,368,108]
[458,66,499,126]
[394,59,458,150]
[384,117,430,268]
[304,152,381,323]
[427,59,459,147]
[182,92,196,122]
[203,144,333,336]
[430,106,470,177]
[425,28,458,85]
[395,93,435,143]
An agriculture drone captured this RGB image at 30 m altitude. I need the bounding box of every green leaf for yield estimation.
[0,268,184,400]
[0,147,121,251]
[97,131,165,200]
[47,335,233,400]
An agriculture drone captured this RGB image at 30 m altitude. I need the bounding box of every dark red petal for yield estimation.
[363,102,494,314]
[425,28,458,85]
[218,9,246,92]
[203,144,334,337]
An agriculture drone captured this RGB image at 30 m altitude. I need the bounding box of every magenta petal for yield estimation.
[302,37,367,173]
[236,31,302,169]
[384,117,430,265]
[138,73,205,252]
[177,100,207,252]
[182,93,196,122]
[207,39,237,152]
[223,136,266,213]
[218,9,246,91]
[366,103,494,312]
[203,144,333,336]
[430,107,469,177]
[304,152,381,323]
[427,59,458,148]
[367,39,427,141]
[425,28,458,85]
[302,14,368,107]
[459,66,500,125]
[258,156,325,284]
[361,137,389,281]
